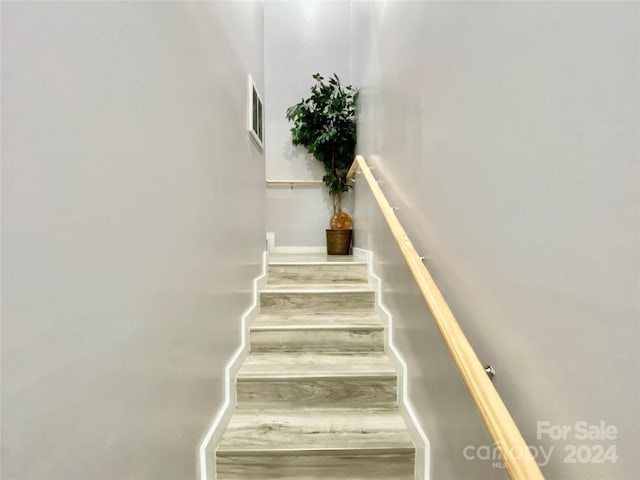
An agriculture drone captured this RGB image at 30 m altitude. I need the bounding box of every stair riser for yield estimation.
[250,328,384,353]
[268,264,368,284]
[216,451,415,479]
[236,378,397,408]
[260,291,375,314]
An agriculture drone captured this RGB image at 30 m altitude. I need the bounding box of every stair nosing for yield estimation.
[236,373,397,381]
[268,261,368,266]
[216,445,414,456]
[261,288,375,293]
[251,324,384,332]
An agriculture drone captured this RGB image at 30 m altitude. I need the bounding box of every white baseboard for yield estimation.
[351,246,369,261]
[358,248,431,480]
[198,251,269,480]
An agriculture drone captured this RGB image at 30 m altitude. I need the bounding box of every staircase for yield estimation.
[216,253,416,479]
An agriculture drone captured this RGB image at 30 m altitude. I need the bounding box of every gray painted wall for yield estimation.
[351,2,639,479]
[1,2,265,479]
[264,0,353,247]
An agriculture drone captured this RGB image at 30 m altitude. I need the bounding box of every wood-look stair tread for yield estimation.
[217,408,414,455]
[220,476,411,480]
[236,353,395,379]
[252,313,384,331]
[269,261,368,266]
[260,288,375,315]
[222,476,411,480]
[268,253,365,264]
[267,260,368,286]
[261,284,374,292]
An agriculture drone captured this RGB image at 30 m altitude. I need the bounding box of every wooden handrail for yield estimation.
[348,155,544,480]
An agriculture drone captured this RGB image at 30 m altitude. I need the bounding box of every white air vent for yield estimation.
[247,74,264,149]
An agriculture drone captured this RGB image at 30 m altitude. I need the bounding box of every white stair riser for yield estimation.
[260,291,375,314]
[268,263,368,284]
[216,451,415,479]
[236,377,397,408]
[250,328,384,353]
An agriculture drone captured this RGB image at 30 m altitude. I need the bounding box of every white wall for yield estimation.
[1,2,264,479]
[264,0,353,247]
[352,1,639,479]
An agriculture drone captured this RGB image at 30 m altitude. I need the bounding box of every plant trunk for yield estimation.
[331,144,341,214]
[333,191,342,214]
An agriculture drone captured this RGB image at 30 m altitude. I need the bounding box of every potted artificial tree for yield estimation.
[286,73,358,255]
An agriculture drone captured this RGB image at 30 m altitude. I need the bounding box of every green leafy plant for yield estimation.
[286,73,358,218]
